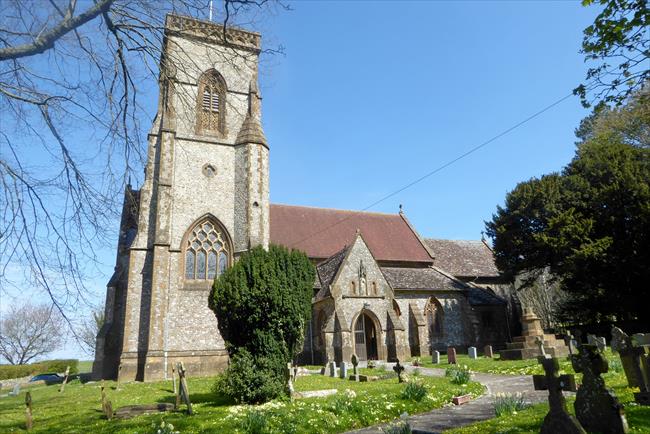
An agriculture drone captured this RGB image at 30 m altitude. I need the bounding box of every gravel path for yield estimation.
[346,363,550,434]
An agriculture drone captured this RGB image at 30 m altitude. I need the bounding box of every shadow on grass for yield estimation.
[154,391,235,407]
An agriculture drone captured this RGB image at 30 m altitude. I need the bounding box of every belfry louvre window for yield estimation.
[196,69,226,135]
[184,220,229,280]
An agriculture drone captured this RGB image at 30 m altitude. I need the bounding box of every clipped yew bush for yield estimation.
[209,244,314,403]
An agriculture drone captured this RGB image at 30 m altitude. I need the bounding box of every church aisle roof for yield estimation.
[270,204,433,263]
[424,239,499,277]
[380,267,466,291]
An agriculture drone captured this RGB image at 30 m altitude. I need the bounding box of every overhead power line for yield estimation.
[289,91,575,248]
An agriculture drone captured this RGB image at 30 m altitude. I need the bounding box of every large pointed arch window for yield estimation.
[184,218,230,281]
[425,297,444,338]
[196,69,227,136]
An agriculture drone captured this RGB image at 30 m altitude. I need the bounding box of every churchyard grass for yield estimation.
[419,353,575,376]
[445,361,650,433]
[0,372,483,433]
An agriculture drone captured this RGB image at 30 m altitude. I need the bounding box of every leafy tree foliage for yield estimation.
[575,0,649,107]
[209,244,315,403]
[486,94,650,328]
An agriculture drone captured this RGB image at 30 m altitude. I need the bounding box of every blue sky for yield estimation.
[6,1,601,360]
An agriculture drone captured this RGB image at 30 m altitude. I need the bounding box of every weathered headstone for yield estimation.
[25,391,32,431]
[59,365,70,393]
[350,354,360,381]
[9,383,20,397]
[571,344,628,433]
[611,326,650,403]
[587,334,606,352]
[100,382,113,420]
[468,347,478,359]
[328,361,338,378]
[447,347,457,364]
[432,350,440,364]
[339,361,348,379]
[532,357,585,434]
[563,333,576,356]
[177,362,193,415]
[172,364,177,396]
[393,359,405,383]
[535,336,549,359]
[484,345,493,358]
[286,363,295,397]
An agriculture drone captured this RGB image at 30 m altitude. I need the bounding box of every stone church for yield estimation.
[93,15,514,382]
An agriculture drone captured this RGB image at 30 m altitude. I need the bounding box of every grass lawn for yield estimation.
[0,371,483,433]
[416,353,574,376]
[444,356,650,433]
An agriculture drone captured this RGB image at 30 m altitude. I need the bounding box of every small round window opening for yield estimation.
[202,164,217,178]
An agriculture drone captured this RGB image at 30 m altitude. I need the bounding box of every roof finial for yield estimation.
[399,204,403,214]
[481,230,485,241]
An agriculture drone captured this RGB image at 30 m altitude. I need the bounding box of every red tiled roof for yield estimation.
[270,204,433,263]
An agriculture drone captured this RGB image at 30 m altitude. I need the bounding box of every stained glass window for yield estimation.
[184,219,230,280]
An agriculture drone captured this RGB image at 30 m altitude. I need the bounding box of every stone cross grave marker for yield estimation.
[587,334,606,352]
[468,347,478,359]
[484,345,493,358]
[535,336,549,358]
[447,347,457,364]
[59,365,70,393]
[351,354,360,381]
[532,356,585,434]
[328,361,337,378]
[611,326,650,406]
[172,363,177,396]
[393,359,405,383]
[432,350,440,364]
[25,391,32,431]
[571,344,628,433]
[339,361,348,379]
[177,362,193,415]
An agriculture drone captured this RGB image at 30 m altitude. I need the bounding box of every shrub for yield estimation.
[445,365,471,385]
[411,357,421,367]
[367,360,376,369]
[494,392,530,417]
[240,410,268,434]
[215,348,286,404]
[400,381,427,402]
[209,245,314,404]
[0,359,78,380]
[150,419,180,434]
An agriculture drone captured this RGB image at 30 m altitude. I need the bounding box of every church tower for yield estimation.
[93,14,269,381]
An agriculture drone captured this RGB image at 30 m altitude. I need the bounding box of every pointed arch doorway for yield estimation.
[354,313,378,361]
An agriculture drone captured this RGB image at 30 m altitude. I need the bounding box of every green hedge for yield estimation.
[0,359,79,380]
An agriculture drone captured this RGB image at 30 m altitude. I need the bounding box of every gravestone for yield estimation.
[532,356,585,434]
[571,344,628,433]
[447,347,457,364]
[500,308,569,360]
[176,362,193,415]
[339,362,348,380]
[432,350,440,364]
[468,347,478,359]
[611,326,650,403]
[25,391,32,431]
[484,345,493,358]
[101,383,113,420]
[171,364,177,395]
[328,361,337,378]
[350,354,360,381]
[587,334,606,352]
[286,363,295,397]
[9,383,20,397]
[393,359,405,383]
[564,333,578,356]
[59,365,70,393]
[535,336,549,359]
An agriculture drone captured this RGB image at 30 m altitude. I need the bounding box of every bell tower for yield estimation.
[93,14,269,381]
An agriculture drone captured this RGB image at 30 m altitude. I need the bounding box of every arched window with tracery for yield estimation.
[184,218,231,281]
[196,69,226,136]
[425,297,444,338]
